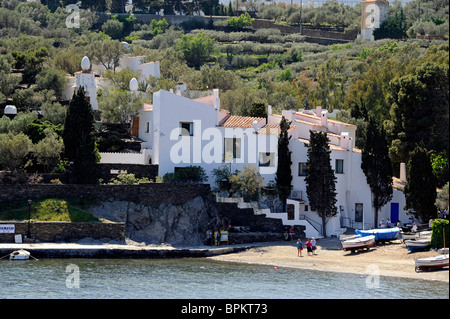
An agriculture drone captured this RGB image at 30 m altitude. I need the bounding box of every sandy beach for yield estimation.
[210,238,449,282]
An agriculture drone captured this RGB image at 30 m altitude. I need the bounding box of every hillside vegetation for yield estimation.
[0,0,448,190]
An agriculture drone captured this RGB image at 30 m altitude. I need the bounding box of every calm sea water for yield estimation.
[0,258,448,299]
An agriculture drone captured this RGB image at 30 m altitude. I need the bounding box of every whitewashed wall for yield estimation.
[99,149,151,165]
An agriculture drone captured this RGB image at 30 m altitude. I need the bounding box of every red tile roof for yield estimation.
[220,116,265,128]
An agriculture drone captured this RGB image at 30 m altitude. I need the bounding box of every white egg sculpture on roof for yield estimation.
[129,78,139,92]
[4,105,17,115]
[81,56,90,71]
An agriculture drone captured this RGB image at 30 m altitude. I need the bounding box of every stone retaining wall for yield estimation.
[0,222,125,243]
[251,19,355,41]
[0,183,211,206]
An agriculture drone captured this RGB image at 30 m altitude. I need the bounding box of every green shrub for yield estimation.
[230,165,263,202]
[227,12,252,30]
[108,173,150,185]
[163,166,207,184]
[431,219,449,249]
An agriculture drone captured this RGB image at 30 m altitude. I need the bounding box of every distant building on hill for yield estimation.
[360,0,389,41]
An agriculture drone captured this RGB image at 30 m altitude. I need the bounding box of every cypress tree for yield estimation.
[305,130,337,237]
[404,146,437,222]
[62,87,98,184]
[361,118,393,228]
[275,116,292,212]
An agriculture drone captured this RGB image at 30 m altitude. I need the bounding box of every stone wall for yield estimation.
[0,183,211,206]
[251,19,355,42]
[95,13,228,26]
[0,221,125,243]
[217,202,285,233]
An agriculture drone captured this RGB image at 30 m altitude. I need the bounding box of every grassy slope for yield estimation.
[0,198,100,222]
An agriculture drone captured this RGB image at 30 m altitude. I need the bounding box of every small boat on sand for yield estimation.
[9,249,30,260]
[401,230,432,241]
[342,235,375,252]
[405,238,431,252]
[355,227,400,242]
[415,254,449,272]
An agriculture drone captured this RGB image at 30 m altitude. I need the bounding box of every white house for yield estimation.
[62,54,161,110]
[90,54,161,82]
[62,56,103,110]
[127,87,408,237]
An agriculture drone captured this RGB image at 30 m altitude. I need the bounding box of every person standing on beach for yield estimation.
[206,230,213,246]
[215,230,221,246]
[296,239,303,257]
[305,239,313,256]
[311,237,317,255]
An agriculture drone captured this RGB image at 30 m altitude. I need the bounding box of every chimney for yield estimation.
[282,110,294,122]
[348,137,353,152]
[169,88,173,93]
[268,105,272,116]
[340,132,349,150]
[214,97,220,126]
[253,120,258,133]
[321,110,328,127]
[316,106,322,117]
[213,88,219,98]
[400,163,407,183]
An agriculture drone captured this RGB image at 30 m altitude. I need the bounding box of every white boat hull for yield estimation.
[9,249,30,260]
[415,254,449,271]
[342,235,375,252]
[401,231,432,241]
[405,238,431,251]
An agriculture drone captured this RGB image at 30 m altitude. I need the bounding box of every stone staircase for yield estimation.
[215,201,306,243]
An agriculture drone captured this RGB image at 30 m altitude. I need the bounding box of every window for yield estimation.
[145,122,150,134]
[335,159,344,174]
[179,122,193,136]
[259,152,275,167]
[224,138,241,159]
[298,162,309,176]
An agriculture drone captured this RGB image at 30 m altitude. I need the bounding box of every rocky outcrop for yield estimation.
[89,196,292,246]
[90,196,220,246]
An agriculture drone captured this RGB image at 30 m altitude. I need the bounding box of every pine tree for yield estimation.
[404,146,437,222]
[62,87,98,184]
[361,118,393,228]
[305,130,337,237]
[275,116,292,212]
[228,1,234,16]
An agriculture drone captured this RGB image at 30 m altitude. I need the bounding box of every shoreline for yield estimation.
[209,239,450,283]
[0,242,251,259]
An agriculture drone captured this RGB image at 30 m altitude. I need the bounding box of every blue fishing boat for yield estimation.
[405,238,431,252]
[355,227,400,241]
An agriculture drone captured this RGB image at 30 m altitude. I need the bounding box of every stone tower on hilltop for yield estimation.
[360,0,389,41]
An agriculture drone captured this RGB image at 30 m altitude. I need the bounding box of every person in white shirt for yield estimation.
[386,218,391,228]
